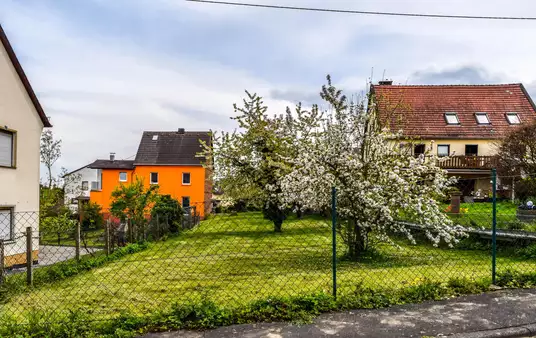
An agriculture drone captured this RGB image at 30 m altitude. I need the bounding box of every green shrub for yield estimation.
[517,244,536,259]
[496,270,536,288]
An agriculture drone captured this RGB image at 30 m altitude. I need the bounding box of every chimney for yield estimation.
[110,152,115,161]
[178,128,185,134]
[378,80,393,85]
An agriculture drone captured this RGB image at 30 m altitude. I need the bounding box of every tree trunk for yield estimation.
[48,166,53,189]
[346,220,367,261]
[273,219,282,232]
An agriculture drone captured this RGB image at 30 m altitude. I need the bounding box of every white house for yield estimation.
[63,165,99,212]
[0,24,51,266]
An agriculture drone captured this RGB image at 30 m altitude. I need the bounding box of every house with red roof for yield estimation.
[371,81,536,198]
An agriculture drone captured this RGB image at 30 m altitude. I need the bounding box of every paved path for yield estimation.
[143,289,536,337]
[7,245,101,275]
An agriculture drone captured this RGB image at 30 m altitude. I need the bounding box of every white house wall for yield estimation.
[0,39,43,258]
[64,167,98,212]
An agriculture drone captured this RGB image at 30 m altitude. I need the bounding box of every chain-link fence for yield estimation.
[1,181,536,327]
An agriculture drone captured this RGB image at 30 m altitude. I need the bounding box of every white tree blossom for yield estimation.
[281,77,465,259]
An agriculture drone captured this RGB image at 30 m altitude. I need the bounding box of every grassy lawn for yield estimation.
[40,228,104,247]
[440,201,536,231]
[3,212,536,323]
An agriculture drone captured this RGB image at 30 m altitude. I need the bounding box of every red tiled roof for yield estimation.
[372,84,536,139]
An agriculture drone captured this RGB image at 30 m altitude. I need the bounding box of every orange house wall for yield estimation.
[134,165,207,217]
[90,169,134,212]
[90,166,209,217]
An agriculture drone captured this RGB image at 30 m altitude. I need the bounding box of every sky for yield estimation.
[2,0,536,175]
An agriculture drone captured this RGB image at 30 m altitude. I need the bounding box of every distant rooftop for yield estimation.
[134,129,211,166]
[372,83,536,139]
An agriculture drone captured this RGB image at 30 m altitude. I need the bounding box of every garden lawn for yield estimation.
[3,212,536,323]
[40,228,104,247]
[442,201,535,230]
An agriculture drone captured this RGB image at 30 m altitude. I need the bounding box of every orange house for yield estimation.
[89,129,212,217]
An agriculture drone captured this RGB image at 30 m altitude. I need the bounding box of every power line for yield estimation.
[185,0,536,21]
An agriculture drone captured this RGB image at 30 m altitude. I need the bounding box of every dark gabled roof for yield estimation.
[134,131,210,166]
[0,24,51,128]
[88,159,135,170]
[372,83,536,139]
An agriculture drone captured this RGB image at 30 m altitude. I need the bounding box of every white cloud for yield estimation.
[1,0,295,174]
[3,0,536,176]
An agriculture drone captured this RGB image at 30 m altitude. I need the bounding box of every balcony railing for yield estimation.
[436,156,498,169]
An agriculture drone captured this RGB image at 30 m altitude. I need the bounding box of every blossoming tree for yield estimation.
[202,91,321,232]
[281,77,464,260]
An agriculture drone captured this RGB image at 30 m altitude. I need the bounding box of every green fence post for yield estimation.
[331,186,337,300]
[492,168,497,284]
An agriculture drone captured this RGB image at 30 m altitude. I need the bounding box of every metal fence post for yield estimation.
[75,220,81,261]
[492,168,497,284]
[26,226,33,286]
[331,186,337,299]
[0,240,4,284]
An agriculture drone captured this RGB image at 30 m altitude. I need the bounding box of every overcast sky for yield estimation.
[2,0,536,174]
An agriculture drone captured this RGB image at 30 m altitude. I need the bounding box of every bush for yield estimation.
[81,202,104,230]
[514,178,536,204]
[151,195,183,233]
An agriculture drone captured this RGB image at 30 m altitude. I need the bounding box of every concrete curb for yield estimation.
[448,323,536,338]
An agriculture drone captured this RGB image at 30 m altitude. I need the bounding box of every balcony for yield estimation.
[436,156,498,170]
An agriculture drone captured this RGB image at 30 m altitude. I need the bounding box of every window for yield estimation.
[70,198,78,205]
[0,129,15,168]
[152,135,158,141]
[182,196,190,208]
[150,172,159,184]
[0,207,13,241]
[506,113,521,124]
[465,145,478,156]
[475,113,490,124]
[119,172,127,182]
[414,144,426,156]
[444,113,459,125]
[81,181,88,191]
[182,172,191,185]
[437,144,450,157]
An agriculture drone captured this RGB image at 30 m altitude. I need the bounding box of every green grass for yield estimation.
[40,228,104,247]
[441,201,536,231]
[2,212,536,325]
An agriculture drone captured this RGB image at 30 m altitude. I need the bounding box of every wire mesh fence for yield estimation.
[1,180,536,326]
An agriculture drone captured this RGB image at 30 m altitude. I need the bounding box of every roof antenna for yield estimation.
[370,67,374,84]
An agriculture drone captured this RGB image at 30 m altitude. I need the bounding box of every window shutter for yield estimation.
[0,131,13,167]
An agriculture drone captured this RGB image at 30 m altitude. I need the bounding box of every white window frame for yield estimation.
[444,113,459,125]
[475,113,490,125]
[150,172,159,185]
[182,172,191,185]
[0,128,15,168]
[506,113,521,125]
[119,172,128,182]
[437,144,450,157]
[0,207,14,241]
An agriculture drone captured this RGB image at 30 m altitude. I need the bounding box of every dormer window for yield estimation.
[475,113,490,125]
[445,113,459,125]
[506,113,520,125]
